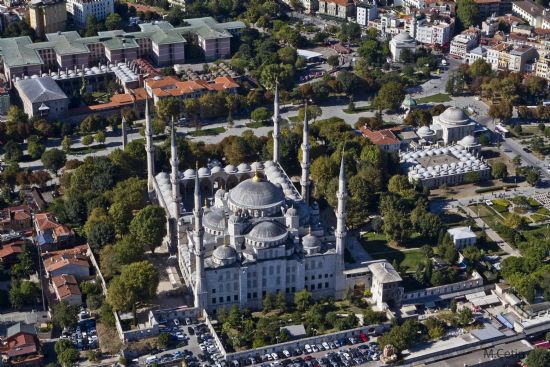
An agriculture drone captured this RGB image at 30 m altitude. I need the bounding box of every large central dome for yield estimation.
[228,176,285,215]
[438,107,469,126]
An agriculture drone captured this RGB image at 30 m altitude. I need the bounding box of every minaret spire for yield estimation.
[300,100,311,206]
[335,152,347,258]
[272,81,280,163]
[121,113,128,150]
[193,163,207,309]
[145,95,155,192]
[170,117,180,220]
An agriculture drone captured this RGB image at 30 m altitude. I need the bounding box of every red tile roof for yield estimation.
[146,76,239,98]
[0,242,23,259]
[5,334,38,358]
[361,128,401,145]
[52,274,81,299]
[34,212,73,237]
[43,253,89,273]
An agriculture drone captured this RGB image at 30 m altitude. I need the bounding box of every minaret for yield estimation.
[121,114,128,150]
[145,96,155,193]
[272,81,280,163]
[300,101,311,206]
[193,168,207,309]
[335,153,347,258]
[170,117,181,221]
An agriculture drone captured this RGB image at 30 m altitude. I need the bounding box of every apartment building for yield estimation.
[512,0,550,29]
[485,43,538,72]
[28,0,67,38]
[535,51,550,81]
[467,46,488,64]
[66,0,114,28]
[415,18,453,46]
[474,0,513,19]
[318,0,355,19]
[449,29,480,59]
[356,1,378,26]
[0,18,245,82]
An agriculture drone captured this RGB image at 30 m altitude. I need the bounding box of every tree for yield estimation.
[41,149,66,175]
[58,347,79,367]
[294,289,313,312]
[9,280,39,308]
[275,291,286,311]
[157,332,171,349]
[250,107,270,123]
[327,55,339,68]
[504,212,526,230]
[52,301,78,329]
[337,71,361,99]
[95,131,106,143]
[88,221,116,252]
[27,136,46,160]
[462,246,482,263]
[55,339,73,355]
[457,307,472,326]
[263,293,274,312]
[82,135,94,146]
[525,349,550,367]
[61,136,71,153]
[526,168,540,186]
[469,59,492,78]
[107,261,159,318]
[156,97,181,121]
[129,205,166,254]
[374,82,405,111]
[491,162,508,179]
[3,141,22,162]
[456,0,480,29]
[105,13,122,30]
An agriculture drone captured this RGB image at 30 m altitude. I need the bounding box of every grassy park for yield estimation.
[416,93,452,104]
[188,127,226,137]
[359,232,427,272]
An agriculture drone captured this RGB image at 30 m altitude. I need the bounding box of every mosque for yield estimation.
[143,86,403,313]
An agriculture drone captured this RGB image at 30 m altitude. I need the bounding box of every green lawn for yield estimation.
[188,127,226,137]
[416,93,452,104]
[245,120,270,128]
[343,105,375,114]
[359,232,426,272]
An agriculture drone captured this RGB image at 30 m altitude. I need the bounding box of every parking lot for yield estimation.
[59,312,98,351]
[137,317,382,367]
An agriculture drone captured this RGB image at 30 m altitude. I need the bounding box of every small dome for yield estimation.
[211,166,222,174]
[212,245,236,265]
[251,162,264,170]
[183,169,195,178]
[237,163,251,172]
[264,160,275,168]
[198,167,210,176]
[247,221,287,242]
[438,107,469,126]
[302,232,320,248]
[459,135,478,147]
[215,189,226,198]
[417,126,435,137]
[393,31,414,43]
[402,95,417,108]
[224,165,237,173]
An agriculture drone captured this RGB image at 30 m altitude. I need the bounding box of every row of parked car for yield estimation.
[60,317,97,351]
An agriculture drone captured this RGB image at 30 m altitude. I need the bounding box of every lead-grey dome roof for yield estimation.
[393,31,414,43]
[302,233,320,248]
[204,209,226,230]
[246,221,287,242]
[213,245,236,260]
[438,107,469,125]
[228,177,285,210]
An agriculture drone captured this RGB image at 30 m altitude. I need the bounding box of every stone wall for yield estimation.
[402,271,483,303]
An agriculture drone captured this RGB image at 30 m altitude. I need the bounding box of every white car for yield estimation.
[283,350,291,358]
[173,319,180,326]
[304,344,312,353]
[271,352,278,360]
[312,345,319,353]
[485,200,493,206]
[322,342,330,350]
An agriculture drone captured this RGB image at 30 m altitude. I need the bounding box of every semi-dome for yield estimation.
[228,175,285,211]
[204,209,226,231]
[246,221,288,248]
[438,107,469,126]
[212,245,237,266]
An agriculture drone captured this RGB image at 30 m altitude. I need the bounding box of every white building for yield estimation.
[14,77,69,120]
[512,0,550,29]
[356,1,378,26]
[368,262,403,309]
[467,46,488,65]
[66,0,114,28]
[430,106,477,145]
[389,31,416,62]
[415,19,452,46]
[400,145,491,189]
[450,30,479,60]
[447,227,477,249]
